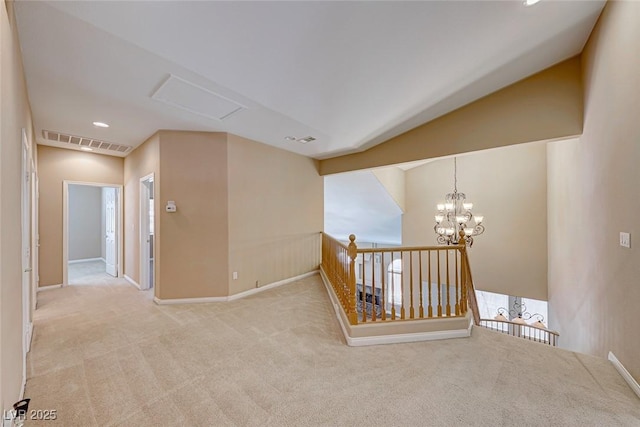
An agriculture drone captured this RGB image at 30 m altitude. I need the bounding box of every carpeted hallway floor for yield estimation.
[25,272,639,426]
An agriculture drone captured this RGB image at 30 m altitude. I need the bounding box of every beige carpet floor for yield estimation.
[25,271,639,426]
[67,260,121,286]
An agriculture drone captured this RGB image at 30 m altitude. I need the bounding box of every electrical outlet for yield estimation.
[232,272,238,280]
[620,232,631,248]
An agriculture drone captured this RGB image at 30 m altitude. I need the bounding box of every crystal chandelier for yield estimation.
[434,157,485,246]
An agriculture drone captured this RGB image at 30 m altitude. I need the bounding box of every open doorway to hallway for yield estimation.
[63,182,123,286]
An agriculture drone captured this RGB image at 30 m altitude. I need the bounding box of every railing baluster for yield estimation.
[437,250,442,317]
[409,251,415,319]
[390,251,396,321]
[428,250,433,318]
[371,251,376,322]
[381,252,386,321]
[347,235,358,325]
[361,253,366,323]
[455,250,460,316]
[400,251,406,320]
[445,250,451,317]
[418,250,424,319]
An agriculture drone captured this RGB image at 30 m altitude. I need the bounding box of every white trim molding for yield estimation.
[346,325,472,347]
[36,284,62,292]
[319,266,472,347]
[608,351,640,399]
[124,275,142,290]
[153,271,318,305]
[320,268,354,345]
[68,257,104,264]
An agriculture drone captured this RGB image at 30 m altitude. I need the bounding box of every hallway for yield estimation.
[25,275,640,426]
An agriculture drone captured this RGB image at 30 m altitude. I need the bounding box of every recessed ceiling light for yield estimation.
[524,0,541,6]
[80,147,93,152]
[284,136,296,141]
[92,121,109,128]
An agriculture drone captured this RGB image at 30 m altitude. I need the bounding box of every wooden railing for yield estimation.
[321,233,358,324]
[479,319,559,346]
[321,233,477,325]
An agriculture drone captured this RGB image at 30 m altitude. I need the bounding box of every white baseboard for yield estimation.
[153,271,318,305]
[346,325,472,347]
[124,275,142,290]
[608,351,640,399]
[154,295,228,305]
[36,284,62,292]
[68,257,104,264]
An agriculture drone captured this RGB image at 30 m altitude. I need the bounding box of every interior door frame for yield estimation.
[31,163,39,313]
[62,181,123,286]
[21,128,33,398]
[139,173,155,290]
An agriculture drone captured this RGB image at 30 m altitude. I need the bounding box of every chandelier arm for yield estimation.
[472,224,485,236]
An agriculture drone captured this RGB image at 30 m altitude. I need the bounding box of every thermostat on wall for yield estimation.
[165,201,177,213]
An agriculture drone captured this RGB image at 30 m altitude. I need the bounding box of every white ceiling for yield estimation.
[14,1,605,159]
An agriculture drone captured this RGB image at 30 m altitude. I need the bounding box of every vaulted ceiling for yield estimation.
[14,1,605,158]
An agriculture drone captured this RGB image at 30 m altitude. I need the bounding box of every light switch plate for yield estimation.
[620,232,631,248]
[232,272,238,280]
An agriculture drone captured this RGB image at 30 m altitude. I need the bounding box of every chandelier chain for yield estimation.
[454,157,457,193]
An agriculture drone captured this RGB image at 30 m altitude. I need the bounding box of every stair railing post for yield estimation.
[458,231,468,314]
[347,234,358,325]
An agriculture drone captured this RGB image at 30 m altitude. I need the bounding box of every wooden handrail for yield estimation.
[357,244,465,253]
[479,318,559,346]
[479,318,560,335]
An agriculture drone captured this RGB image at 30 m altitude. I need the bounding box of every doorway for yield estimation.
[62,181,123,286]
[140,174,155,290]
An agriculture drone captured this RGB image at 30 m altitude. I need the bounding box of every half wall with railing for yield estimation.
[320,232,476,345]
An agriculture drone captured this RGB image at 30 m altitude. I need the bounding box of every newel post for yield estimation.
[458,231,468,314]
[347,234,358,325]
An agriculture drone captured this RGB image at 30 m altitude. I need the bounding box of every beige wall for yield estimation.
[227,135,323,294]
[0,0,35,410]
[372,167,405,212]
[548,1,640,380]
[123,134,159,287]
[403,143,548,300]
[319,57,583,175]
[156,131,229,299]
[125,131,322,300]
[37,145,123,286]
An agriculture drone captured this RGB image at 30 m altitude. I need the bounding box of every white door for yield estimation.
[105,187,117,277]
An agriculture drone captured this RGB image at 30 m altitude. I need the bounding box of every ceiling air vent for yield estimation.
[285,136,316,144]
[42,130,133,155]
[297,136,316,144]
